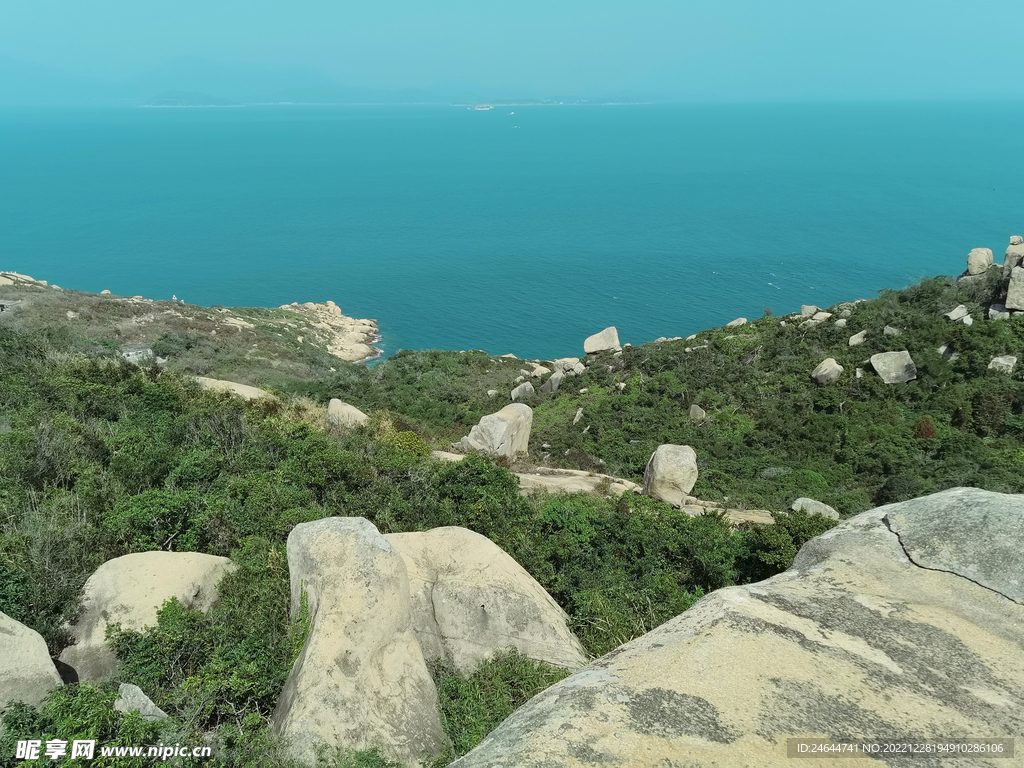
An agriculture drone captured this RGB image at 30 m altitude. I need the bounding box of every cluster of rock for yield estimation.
[6,522,587,767]
[277,300,381,362]
[452,487,1024,766]
[2,551,233,726]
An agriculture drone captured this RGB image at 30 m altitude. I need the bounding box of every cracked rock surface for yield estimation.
[451,488,1024,767]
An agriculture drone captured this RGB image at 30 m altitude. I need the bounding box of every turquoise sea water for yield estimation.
[2,102,1023,360]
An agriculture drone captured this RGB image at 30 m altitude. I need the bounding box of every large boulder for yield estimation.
[583,327,621,354]
[59,552,234,682]
[327,399,369,429]
[458,404,532,458]
[1004,236,1024,279]
[1006,266,1024,311]
[642,445,698,507]
[452,488,1024,767]
[966,247,994,275]
[870,350,917,384]
[272,518,446,767]
[1,612,63,712]
[384,527,587,674]
[810,358,842,385]
[790,497,839,520]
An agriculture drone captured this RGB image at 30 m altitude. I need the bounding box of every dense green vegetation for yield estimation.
[4,267,1023,765]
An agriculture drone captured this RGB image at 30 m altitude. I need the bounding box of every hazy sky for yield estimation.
[4,0,1024,99]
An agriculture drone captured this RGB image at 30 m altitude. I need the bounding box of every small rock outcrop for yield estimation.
[539,370,564,394]
[1,612,63,712]
[688,404,706,421]
[59,552,234,682]
[451,488,1024,767]
[510,381,535,401]
[273,518,446,767]
[810,358,843,385]
[989,304,1011,320]
[327,399,369,429]
[870,351,917,384]
[724,317,747,327]
[848,330,867,346]
[988,355,1017,374]
[114,684,168,721]
[583,327,621,354]
[944,304,970,322]
[1006,266,1024,311]
[799,304,818,317]
[883,324,902,336]
[966,247,994,275]
[458,404,532,458]
[642,445,698,507]
[385,527,587,674]
[790,497,840,520]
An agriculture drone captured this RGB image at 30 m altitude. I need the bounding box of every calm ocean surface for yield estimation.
[2,102,1023,360]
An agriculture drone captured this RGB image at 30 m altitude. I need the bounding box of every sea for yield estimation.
[2,101,1023,361]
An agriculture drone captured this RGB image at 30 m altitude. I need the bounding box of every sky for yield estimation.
[3,0,1024,101]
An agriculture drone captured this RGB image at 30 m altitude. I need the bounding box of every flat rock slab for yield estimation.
[195,376,272,401]
[452,488,1024,767]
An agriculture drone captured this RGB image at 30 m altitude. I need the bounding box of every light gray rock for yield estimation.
[327,399,369,429]
[385,527,587,674]
[944,304,970,322]
[583,327,621,354]
[966,247,994,275]
[834,318,847,328]
[540,370,564,394]
[451,488,1024,768]
[530,365,551,377]
[870,351,917,384]
[458,404,532,458]
[855,367,864,378]
[1012,235,1023,245]
[848,330,867,346]
[59,552,234,682]
[989,304,1010,320]
[1007,266,1024,311]
[810,311,832,322]
[790,497,839,520]
[486,389,498,398]
[114,683,167,721]
[688,404,706,422]
[724,317,747,327]
[961,315,974,326]
[272,518,446,767]
[570,362,586,376]
[810,358,843,385]
[883,325,902,336]
[573,407,584,425]
[1,612,62,713]
[988,355,1017,374]
[1005,238,1024,279]
[799,304,819,317]
[642,445,698,507]
[510,381,535,401]
[551,357,580,372]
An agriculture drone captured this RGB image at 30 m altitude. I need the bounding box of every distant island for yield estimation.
[144,90,240,108]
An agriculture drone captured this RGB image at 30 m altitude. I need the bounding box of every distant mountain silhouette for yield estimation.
[0,56,657,107]
[145,91,239,107]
